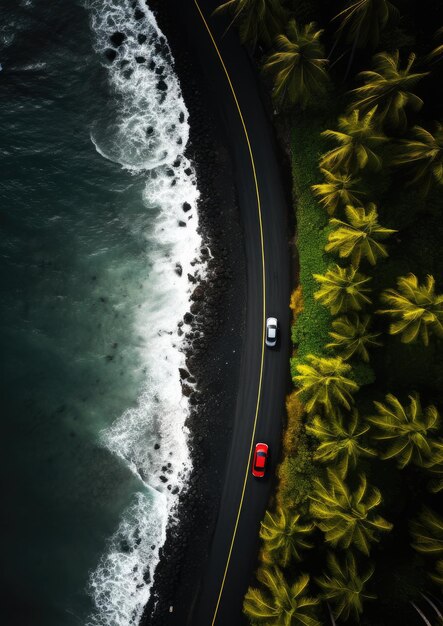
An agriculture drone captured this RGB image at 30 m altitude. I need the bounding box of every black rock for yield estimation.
[183,312,193,325]
[160,475,168,483]
[179,368,190,380]
[157,79,168,91]
[146,126,154,136]
[120,539,131,553]
[110,32,126,47]
[105,48,117,62]
[190,302,202,315]
[181,384,192,397]
[175,263,183,276]
[154,443,160,450]
[137,34,147,44]
[191,285,204,301]
[143,569,151,584]
[134,8,145,20]
[135,56,146,63]
[187,273,196,284]
[183,201,192,212]
[178,221,186,227]
[179,111,185,123]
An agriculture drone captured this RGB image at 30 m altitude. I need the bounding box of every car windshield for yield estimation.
[257,451,266,457]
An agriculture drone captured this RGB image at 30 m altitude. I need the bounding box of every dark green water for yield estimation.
[0,1,200,624]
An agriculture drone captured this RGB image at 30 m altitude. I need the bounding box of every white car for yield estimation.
[266,317,278,348]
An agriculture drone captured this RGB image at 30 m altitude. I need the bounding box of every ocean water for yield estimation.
[0,1,203,625]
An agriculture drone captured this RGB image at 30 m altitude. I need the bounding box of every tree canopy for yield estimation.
[368,393,440,468]
[350,51,428,130]
[294,355,359,414]
[263,20,329,109]
[379,274,443,345]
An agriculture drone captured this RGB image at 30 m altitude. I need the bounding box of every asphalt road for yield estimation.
[181,2,291,624]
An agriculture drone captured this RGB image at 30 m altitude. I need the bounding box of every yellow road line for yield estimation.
[193,2,266,624]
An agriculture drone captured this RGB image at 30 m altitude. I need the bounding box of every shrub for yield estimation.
[284,391,305,453]
[278,433,318,509]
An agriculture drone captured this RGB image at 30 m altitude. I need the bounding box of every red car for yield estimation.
[252,443,269,478]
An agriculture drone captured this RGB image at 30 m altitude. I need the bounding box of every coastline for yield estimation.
[141,1,248,623]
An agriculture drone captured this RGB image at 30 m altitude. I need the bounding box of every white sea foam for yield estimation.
[86,2,205,624]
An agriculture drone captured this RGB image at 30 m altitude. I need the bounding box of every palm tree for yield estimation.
[263,20,329,109]
[426,27,443,65]
[325,203,396,266]
[367,393,440,468]
[422,440,443,494]
[312,169,366,216]
[431,560,443,587]
[306,409,376,477]
[310,469,393,554]
[316,552,376,622]
[314,264,372,315]
[350,51,429,130]
[294,355,359,415]
[214,0,287,49]
[243,567,320,625]
[391,123,443,195]
[320,108,387,174]
[260,507,314,567]
[411,507,443,589]
[333,0,398,49]
[379,274,443,345]
[327,314,382,362]
[411,507,443,557]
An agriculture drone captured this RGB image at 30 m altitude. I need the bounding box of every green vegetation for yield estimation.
[243,568,320,625]
[392,123,443,195]
[315,552,375,622]
[314,265,372,315]
[306,410,375,477]
[333,0,398,50]
[214,0,287,49]
[410,507,443,587]
[368,393,440,468]
[350,51,428,130]
[263,20,329,109]
[320,108,387,173]
[260,507,314,566]
[379,273,443,345]
[294,355,359,414]
[312,169,365,215]
[310,470,392,554]
[326,315,382,362]
[325,204,396,266]
[216,0,443,622]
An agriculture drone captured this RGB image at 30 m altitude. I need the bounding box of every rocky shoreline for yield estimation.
[141,1,247,623]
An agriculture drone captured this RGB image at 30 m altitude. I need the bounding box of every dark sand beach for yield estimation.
[141,1,248,622]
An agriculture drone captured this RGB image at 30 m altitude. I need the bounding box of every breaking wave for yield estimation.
[86,1,205,624]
